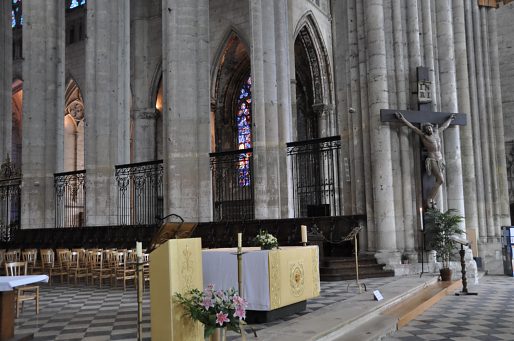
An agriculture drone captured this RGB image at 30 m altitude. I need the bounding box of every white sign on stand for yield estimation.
[373,290,383,301]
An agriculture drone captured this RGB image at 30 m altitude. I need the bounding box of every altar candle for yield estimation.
[136,241,142,257]
[419,207,424,231]
[237,233,242,248]
[301,225,308,244]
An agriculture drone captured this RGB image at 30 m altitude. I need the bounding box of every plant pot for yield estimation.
[260,245,273,250]
[208,327,226,341]
[440,268,452,281]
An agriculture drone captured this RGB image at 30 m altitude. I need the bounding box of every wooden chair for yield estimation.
[22,249,42,274]
[40,249,66,285]
[68,251,89,285]
[4,261,40,318]
[112,251,136,290]
[5,249,20,263]
[90,251,111,287]
[0,249,5,274]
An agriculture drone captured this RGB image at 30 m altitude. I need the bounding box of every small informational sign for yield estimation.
[373,290,384,301]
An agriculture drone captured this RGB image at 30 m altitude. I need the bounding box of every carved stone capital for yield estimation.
[134,110,159,120]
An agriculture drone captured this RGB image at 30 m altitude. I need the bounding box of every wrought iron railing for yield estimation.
[54,170,86,228]
[210,149,254,221]
[287,136,342,218]
[115,160,163,226]
[0,156,21,242]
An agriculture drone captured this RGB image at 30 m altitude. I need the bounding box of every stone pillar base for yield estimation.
[374,250,401,268]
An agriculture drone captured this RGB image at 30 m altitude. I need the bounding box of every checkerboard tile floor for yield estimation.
[384,275,514,341]
[14,277,396,340]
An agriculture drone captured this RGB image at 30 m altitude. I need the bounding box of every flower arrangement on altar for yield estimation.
[254,229,279,250]
[174,284,247,338]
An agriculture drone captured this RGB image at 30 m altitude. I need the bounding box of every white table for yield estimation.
[0,275,48,341]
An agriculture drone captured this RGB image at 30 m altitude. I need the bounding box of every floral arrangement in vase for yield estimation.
[254,229,279,250]
[174,284,247,338]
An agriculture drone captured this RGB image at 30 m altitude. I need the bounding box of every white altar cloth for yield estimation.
[202,247,270,310]
[0,275,49,291]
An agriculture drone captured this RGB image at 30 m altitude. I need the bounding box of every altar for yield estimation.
[202,246,320,320]
[0,275,48,341]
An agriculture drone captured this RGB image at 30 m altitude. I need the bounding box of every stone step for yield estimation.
[320,263,386,274]
[320,270,395,281]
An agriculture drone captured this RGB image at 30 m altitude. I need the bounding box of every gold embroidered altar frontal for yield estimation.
[149,238,204,341]
[268,246,320,310]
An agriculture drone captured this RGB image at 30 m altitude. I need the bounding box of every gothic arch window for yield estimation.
[236,76,252,186]
[64,79,85,172]
[211,32,254,220]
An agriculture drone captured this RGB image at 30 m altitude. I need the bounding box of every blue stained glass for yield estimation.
[236,76,252,186]
[11,0,22,28]
[69,0,86,9]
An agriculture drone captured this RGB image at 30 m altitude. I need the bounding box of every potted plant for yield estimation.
[254,229,279,250]
[424,208,464,281]
[174,284,247,340]
[401,254,409,264]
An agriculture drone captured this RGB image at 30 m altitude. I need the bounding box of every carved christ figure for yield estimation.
[395,112,455,206]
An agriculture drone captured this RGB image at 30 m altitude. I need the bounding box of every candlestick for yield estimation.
[419,207,424,231]
[136,241,142,257]
[237,233,242,249]
[301,225,308,245]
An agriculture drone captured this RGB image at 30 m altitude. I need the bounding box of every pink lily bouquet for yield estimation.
[174,284,248,338]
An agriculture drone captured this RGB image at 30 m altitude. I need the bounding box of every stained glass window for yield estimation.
[68,0,86,10]
[11,0,22,28]
[236,76,252,187]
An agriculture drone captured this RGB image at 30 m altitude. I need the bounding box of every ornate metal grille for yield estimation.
[287,136,341,217]
[210,149,254,221]
[115,160,163,226]
[54,170,86,228]
[0,156,21,243]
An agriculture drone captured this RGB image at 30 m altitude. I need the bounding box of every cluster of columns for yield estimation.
[334,0,509,264]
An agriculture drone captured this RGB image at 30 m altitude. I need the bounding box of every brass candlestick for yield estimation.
[237,245,247,341]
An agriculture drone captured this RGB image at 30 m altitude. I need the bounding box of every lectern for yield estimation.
[150,238,204,341]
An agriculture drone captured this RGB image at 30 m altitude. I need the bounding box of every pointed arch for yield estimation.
[211,29,251,152]
[293,13,334,140]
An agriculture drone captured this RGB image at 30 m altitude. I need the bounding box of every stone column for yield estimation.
[85,1,130,226]
[0,1,12,160]
[249,0,290,219]
[161,0,210,221]
[132,109,158,163]
[453,0,479,235]
[436,0,466,221]
[364,0,398,263]
[21,0,65,229]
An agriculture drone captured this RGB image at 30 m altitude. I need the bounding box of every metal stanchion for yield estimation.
[344,226,366,293]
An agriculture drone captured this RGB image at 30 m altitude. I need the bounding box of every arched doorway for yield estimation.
[210,32,254,221]
[55,79,86,227]
[289,17,340,218]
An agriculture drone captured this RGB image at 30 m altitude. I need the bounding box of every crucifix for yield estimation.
[380,67,467,208]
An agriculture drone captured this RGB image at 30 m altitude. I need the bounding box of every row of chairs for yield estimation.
[0,248,150,291]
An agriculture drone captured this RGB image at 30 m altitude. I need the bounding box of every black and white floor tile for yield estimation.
[15,277,396,340]
[384,275,514,341]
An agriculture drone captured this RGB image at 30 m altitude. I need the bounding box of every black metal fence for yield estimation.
[0,156,21,243]
[115,160,163,226]
[287,136,341,218]
[54,170,86,228]
[210,149,254,221]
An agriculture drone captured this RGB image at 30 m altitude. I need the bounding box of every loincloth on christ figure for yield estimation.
[425,157,445,176]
